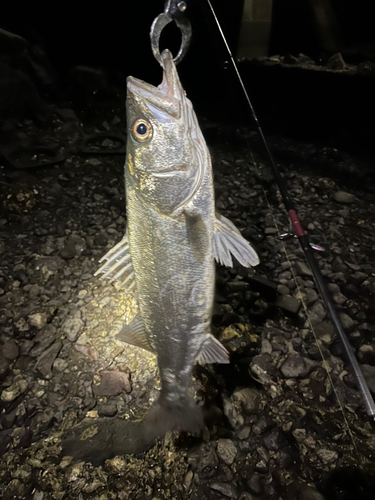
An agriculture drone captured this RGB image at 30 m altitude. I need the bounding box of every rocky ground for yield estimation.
[1,27,375,500]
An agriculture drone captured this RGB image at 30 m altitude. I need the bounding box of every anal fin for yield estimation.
[196,334,230,365]
[214,211,259,268]
[116,314,153,353]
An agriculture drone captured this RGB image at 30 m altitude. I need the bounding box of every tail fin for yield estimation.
[144,391,204,440]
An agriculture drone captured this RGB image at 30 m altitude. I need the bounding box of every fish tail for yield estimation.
[144,390,204,439]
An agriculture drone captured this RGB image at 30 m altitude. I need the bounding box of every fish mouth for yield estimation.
[127,50,183,119]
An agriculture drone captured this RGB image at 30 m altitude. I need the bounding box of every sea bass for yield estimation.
[96,50,259,435]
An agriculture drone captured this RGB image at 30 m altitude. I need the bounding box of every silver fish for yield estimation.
[95,49,259,435]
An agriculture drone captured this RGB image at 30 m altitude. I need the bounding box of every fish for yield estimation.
[95,49,259,436]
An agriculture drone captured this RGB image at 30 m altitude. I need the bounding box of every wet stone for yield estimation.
[217,438,237,465]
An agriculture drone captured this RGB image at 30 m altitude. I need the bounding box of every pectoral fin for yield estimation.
[116,314,153,352]
[196,334,230,365]
[214,212,259,268]
[94,229,137,294]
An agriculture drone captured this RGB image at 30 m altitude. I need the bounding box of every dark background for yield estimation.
[1,0,375,154]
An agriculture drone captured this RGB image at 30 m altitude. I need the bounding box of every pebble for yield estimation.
[36,341,63,379]
[1,379,28,402]
[275,295,301,315]
[332,191,356,204]
[238,493,255,500]
[0,354,10,377]
[53,359,68,372]
[339,312,355,330]
[298,485,325,500]
[247,474,262,494]
[237,426,251,440]
[209,482,237,498]
[93,370,131,396]
[309,301,326,323]
[29,325,56,357]
[317,448,338,464]
[28,312,48,329]
[296,262,313,277]
[231,387,262,414]
[98,404,117,417]
[62,318,84,342]
[1,340,19,361]
[360,364,375,393]
[313,322,336,345]
[60,239,77,259]
[216,438,237,465]
[280,352,312,378]
[277,284,290,295]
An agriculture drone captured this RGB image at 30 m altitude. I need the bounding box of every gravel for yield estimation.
[0,41,374,499]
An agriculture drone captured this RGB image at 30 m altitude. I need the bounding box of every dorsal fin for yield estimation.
[94,230,137,294]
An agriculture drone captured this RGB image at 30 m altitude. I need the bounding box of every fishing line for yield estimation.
[249,150,358,449]
[204,0,373,438]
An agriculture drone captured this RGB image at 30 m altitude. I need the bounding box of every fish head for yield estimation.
[125,50,206,215]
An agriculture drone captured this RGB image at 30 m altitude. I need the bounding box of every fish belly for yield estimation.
[126,184,215,383]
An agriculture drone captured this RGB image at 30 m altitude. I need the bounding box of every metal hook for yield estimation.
[150,1,192,65]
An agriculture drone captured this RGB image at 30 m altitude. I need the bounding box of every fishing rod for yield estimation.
[203,0,375,419]
[149,0,375,419]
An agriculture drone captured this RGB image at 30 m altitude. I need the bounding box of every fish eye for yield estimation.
[131,119,152,143]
